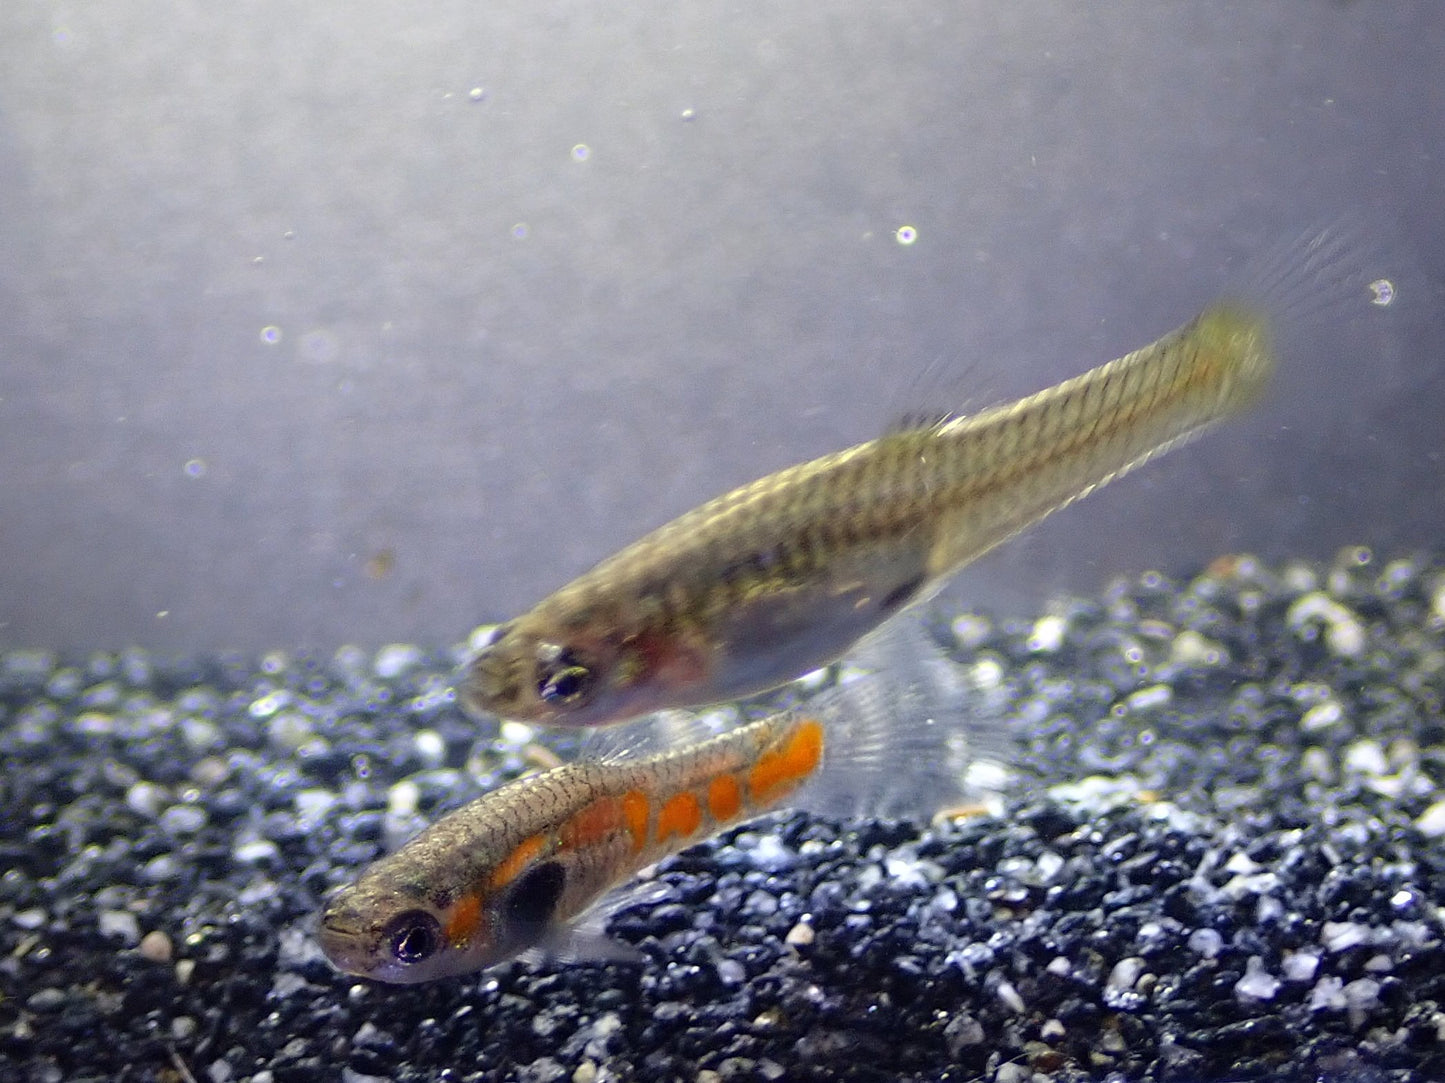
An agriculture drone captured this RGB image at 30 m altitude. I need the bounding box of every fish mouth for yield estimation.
[456,640,524,721]
[316,909,373,975]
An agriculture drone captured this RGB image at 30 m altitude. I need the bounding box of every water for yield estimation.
[1,3,1442,1079]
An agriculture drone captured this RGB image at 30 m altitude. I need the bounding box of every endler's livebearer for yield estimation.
[460,225,1384,728]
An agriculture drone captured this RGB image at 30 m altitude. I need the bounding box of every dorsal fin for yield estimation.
[885,409,955,435]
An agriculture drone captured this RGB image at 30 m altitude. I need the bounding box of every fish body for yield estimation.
[461,228,1373,728]
[320,660,984,982]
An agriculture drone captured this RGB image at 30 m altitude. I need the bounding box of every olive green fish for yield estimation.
[460,226,1382,727]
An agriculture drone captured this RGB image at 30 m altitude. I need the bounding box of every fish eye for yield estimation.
[384,910,442,965]
[535,646,595,706]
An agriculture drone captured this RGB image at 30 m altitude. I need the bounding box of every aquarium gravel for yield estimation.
[4,547,1445,1083]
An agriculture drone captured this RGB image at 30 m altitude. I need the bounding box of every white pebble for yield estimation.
[1188,928,1223,959]
[744,833,791,871]
[995,979,1025,1013]
[1300,700,1344,731]
[267,712,314,750]
[1343,739,1388,776]
[1282,950,1319,982]
[500,720,536,745]
[247,690,291,718]
[414,730,446,766]
[388,780,421,818]
[373,643,423,679]
[1125,684,1172,712]
[1107,957,1145,993]
[12,908,46,930]
[1170,630,1225,667]
[234,839,281,865]
[1309,974,1346,1012]
[1364,953,1394,974]
[159,804,208,835]
[1027,615,1067,653]
[951,613,992,649]
[1321,921,1369,952]
[98,910,141,944]
[125,781,166,818]
[1286,593,1365,657]
[181,718,222,752]
[1223,852,1261,874]
[969,657,1005,691]
[1343,977,1381,1027]
[1235,956,1281,1001]
[1415,800,1445,838]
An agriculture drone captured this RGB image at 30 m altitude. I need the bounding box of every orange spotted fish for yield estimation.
[459,224,1380,729]
[319,656,995,982]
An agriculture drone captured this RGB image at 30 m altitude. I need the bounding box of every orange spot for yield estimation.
[489,833,547,890]
[748,718,824,804]
[561,796,622,849]
[707,774,743,822]
[621,790,650,852]
[445,893,484,947]
[655,791,703,843]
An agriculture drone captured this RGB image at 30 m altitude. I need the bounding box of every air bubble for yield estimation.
[895,225,918,246]
[571,144,591,162]
[260,326,282,345]
[1368,278,1395,306]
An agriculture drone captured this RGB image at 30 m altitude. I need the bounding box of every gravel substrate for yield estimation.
[4,546,1445,1083]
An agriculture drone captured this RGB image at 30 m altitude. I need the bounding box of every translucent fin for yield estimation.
[518,879,676,967]
[579,706,744,764]
[793,616,1019,822]
[516,932,643,969]
[885,408,955,435]
[1217,213,1413,375]
[885,352,991,436]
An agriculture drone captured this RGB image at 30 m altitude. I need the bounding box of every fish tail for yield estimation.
[1205,215,1406,397]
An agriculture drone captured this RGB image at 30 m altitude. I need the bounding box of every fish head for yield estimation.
[457,619,644,727]
[318,859,557,983]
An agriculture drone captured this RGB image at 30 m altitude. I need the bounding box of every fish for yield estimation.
[459,224,1384,728]
[319,650,1000,983]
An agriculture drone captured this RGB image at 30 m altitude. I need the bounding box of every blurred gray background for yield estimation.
[2,2,1442,653]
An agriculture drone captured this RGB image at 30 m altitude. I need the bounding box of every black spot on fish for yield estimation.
[504,860,566,932]
[878,575,925,615]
